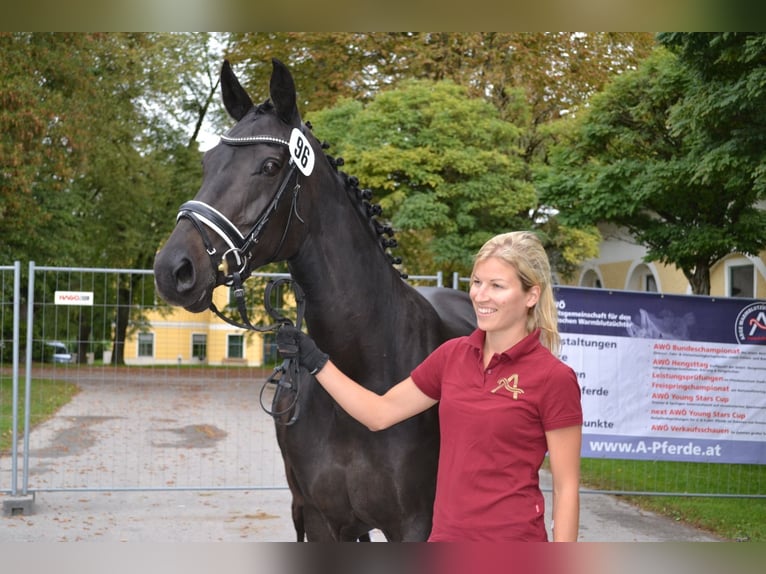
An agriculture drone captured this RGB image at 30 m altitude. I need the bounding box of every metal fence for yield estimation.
[1,264,449,512]
[1,264,764,517]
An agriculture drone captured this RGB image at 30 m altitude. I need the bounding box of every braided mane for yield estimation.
[304,120,406,278]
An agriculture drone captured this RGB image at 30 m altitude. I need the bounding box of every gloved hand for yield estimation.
[276,324,329,375]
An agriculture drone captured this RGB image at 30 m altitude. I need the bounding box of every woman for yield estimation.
[277,231,583,541]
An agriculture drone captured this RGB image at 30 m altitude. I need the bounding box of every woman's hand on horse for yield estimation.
[276,324,329,375]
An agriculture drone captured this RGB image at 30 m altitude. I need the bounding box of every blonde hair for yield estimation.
[473,231,561,355]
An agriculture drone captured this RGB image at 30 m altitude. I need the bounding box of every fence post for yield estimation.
[23,261,35,498]
[2,261,34,516]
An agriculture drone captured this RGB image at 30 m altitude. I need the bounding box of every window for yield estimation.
[581,269,602,289]
[192,334,207,361]
[137,333,154,357]
[729,264,754,298]
[228,334,244,359]
[626,263,658,292]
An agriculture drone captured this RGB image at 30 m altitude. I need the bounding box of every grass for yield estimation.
[0,375,80,453]
[580,458,766,542]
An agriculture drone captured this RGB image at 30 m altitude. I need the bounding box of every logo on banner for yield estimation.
[735,302,766,344]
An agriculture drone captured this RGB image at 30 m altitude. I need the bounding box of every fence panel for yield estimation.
[14,267,445,494]
[21,265,290,493]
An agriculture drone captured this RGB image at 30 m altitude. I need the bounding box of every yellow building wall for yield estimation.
[653,263,690,294]
[597,261,632,290]
[710,262,726,295]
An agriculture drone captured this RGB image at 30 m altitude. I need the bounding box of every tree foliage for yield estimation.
[0,33,218,268]
[1,32,652,281]
[225,32,654,117]
[539,34,766,295]
[0,33,222,362]
[310,80,534,276]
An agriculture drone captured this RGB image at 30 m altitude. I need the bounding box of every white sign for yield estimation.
[54,291,94,306]
[289,128,315,176]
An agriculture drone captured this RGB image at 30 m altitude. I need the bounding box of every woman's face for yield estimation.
[469,256,539,335]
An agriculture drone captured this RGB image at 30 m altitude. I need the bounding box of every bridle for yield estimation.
[176,126,311,332]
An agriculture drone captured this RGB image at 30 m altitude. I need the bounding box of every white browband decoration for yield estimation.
[219,134,290,147]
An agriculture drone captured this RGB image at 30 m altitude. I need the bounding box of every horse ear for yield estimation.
[270,58,301,127]
[220,60,253,121]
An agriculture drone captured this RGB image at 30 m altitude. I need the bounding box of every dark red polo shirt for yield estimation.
[411,329,583,542]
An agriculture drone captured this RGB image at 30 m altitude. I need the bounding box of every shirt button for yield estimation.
[487,369,492,374]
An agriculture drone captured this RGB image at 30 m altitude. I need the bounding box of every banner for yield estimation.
[554,286,766,465]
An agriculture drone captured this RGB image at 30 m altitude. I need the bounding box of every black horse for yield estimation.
[153,58,475,541]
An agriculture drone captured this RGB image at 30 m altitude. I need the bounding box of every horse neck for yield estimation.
[287,174,408,334]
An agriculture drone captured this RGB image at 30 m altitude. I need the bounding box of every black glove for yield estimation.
[276,324,329,375]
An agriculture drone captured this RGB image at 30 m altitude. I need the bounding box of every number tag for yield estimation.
[289,128,315,176]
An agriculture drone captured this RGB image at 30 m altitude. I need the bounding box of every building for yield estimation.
[124,285,279,367]
[565,224,766,298]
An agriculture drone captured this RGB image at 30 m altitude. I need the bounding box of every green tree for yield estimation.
[0,33,95,263]
[66,33,217,363]
[310,79,536,277]
[656,32,766,294]
[0,33,221,362]
[539,38,766,295]
[225,33,654,118]
[0,33,216,267]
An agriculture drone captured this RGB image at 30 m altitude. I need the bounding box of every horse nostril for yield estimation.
[173,258,196,292]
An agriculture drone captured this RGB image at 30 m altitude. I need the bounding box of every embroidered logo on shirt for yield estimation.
[491,374,524,399]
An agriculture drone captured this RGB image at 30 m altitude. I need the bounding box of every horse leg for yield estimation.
[290,497,305,542]
[398,515,433,542]
[302,504,338,541]
[281,462,306,541]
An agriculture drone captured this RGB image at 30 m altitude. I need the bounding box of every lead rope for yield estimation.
[258,279,306,426]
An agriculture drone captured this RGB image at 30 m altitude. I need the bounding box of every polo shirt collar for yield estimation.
[467,328,542,361]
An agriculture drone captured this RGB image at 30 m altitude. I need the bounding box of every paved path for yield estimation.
[1,367,721,542]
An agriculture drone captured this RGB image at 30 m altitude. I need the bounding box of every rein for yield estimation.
[258,278,307,426]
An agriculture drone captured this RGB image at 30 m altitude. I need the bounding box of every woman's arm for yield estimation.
[277,325,438,431]
[545,424,582,542]
[315,361,438,431]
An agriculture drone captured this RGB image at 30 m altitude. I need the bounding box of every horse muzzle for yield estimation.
[153,240,217,312]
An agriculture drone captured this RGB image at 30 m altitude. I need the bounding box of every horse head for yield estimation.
[154,58,317,312]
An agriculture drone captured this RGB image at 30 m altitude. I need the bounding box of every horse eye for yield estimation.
[261,159,280,176]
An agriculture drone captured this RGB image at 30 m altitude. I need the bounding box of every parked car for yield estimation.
[46,341,73,364]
